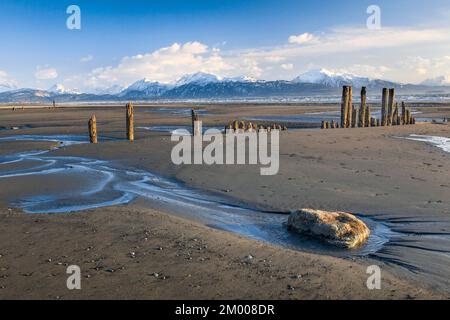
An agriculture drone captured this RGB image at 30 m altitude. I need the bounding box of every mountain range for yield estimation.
[1,69,449,103]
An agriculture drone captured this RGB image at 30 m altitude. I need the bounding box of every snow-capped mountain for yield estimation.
[48,84,80,95]
[119,79,171,98]
[223,75,259,83]
[175,72,221,87]
[1,70,449,103]
[292,69,372,88]
[421,76,450,86]
[92,84,125,95]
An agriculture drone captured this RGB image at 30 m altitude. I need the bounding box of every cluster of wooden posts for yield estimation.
[224,120,288,133]
[190,109,288,136]
[88,102,134,143]
[321,86,416,129]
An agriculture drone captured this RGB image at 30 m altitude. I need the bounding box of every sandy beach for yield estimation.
[0,103,449,299]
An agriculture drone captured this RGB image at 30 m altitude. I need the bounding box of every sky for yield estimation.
[1,0,450,93]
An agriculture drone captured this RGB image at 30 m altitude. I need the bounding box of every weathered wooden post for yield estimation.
[405,109,411,125]
[341,86,350,128]
[401,102,406,125]
[88,114,98,144]
[191,109,201,136]
[376,119,381,127]
[233,120,239,131]
[388,88,395,126]
[126,102,134,141]
[359,87,367,127]
[381,88,388,126]
[240,121,246,130]
[346,87,353,128]
[365,105,371,128]
[351,105,358,128]
[393,102,399,125]
[331,120,337,129]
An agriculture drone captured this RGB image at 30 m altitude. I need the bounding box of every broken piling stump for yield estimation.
[341,86,350,128]
[388,88,395,126]
[347,86,353,128]
[359,87,367,127]
[126,102,134,142]
[365,105,371,128]
[351,105,358,128]
[191,109,201,136]
[381,88,388,126]
[88,114,97,144]
[401,102,407,125]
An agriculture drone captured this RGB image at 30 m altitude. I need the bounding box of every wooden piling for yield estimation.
[381,88,388,126]
[359,87,367,127]
[365,105,371,128]
[341,86,350,128]
[401,102,406,125]
[351,105,358,128]
[233,120,239,131]
[393,102,399,125]
[331,120,337,129]
[346,87,353,128]
[192,109,201,136]
[388,88,395,126]
[126,102,134,141]
[88,114,97,144]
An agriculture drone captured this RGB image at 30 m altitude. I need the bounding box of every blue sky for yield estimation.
[1,0,450,92]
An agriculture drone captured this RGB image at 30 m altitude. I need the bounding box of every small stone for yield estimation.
[152,272,159,278]
[243,255,254,264]
[105,268,115,273]
[287,285,295,291]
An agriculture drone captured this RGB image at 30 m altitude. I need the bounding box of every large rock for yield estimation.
[287,209,370,249]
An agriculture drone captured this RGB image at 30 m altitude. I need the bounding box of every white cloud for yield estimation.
[80,55,94,62]
[335,64,391,79]
[60,25,450,91]
[400,56,450,81]
[35,67,58,80]
[288,33,317,45]
[0,70,18,91]
[81,41,268,91]
[281,63,294,70]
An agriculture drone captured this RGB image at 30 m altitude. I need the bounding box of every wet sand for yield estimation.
[0,103,449,299]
